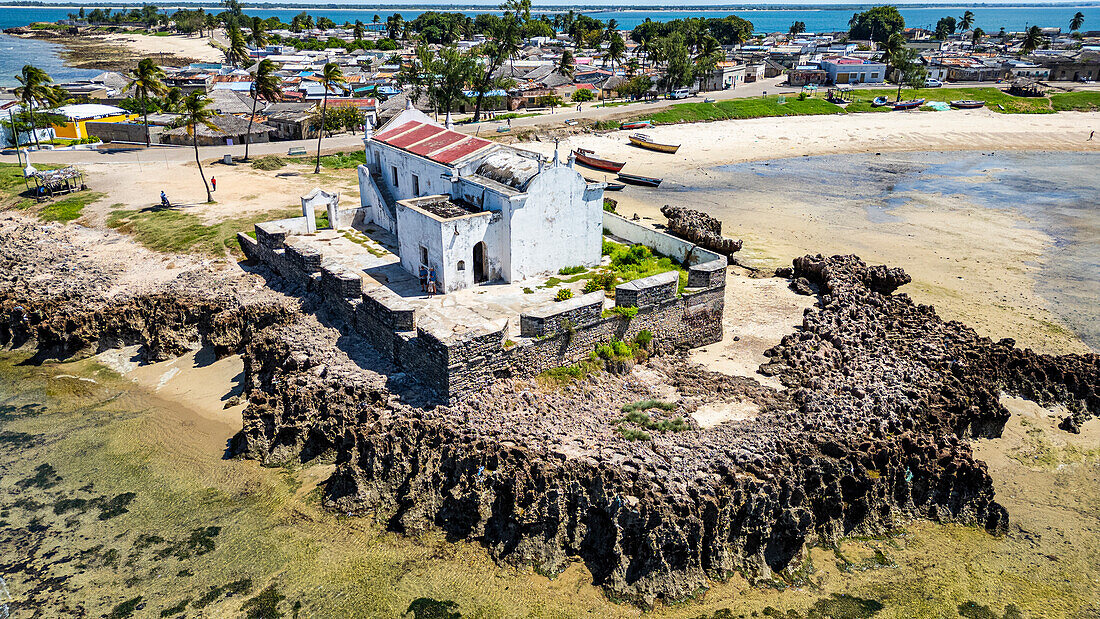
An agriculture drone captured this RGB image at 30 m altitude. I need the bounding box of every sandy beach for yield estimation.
[99,31,223,63]
[521,110,1100,355]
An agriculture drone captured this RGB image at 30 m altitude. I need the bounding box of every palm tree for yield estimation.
[607,31,626,72]
[1070,12,1085,32]
[163,87,184,113]
[126,58,166,148]
[250,16,267,48]
[13,65,56,151]
[177,92,218,203]
[557,48,575,80]
[959,10,975,31]
[313,62,346,174]
[1021,25,1043,55]
[226,22,249,67]
[972,28,985,45]
[353,19,364,41]
[244,59,281,161]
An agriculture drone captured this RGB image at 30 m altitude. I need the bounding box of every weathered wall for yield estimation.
[240,212,727,403]
[505,166,603,281]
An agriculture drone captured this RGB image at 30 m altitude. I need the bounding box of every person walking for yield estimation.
[211,177,216,192]
[419,264,428,292]
[1090,130,1095,141]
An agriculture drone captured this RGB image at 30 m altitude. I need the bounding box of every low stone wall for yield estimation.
[240,213,728,402]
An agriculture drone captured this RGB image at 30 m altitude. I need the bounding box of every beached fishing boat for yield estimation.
[586,177,625,191]
[617,172,663,187]
[949,100,986,109]
[891,98,926,111]
[628,133,680,154]
[573,148,626,173]
[619,120,652,130]
[871,96,890,107]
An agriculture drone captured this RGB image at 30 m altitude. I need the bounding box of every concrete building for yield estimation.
[819,57,886,85]
[358,107,604,293]
[50,104,137,140]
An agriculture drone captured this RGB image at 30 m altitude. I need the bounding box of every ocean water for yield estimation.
[2,5,1097,87]
[713,151,1100,351]
[0,33,100,87]
[1,5,1097,33]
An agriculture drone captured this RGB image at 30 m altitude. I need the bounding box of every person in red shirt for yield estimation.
[211,177,216,192]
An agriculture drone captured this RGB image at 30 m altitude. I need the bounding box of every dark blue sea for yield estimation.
[1,5,1098,86]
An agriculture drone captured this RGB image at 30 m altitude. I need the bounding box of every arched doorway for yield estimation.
[472,242,488,283]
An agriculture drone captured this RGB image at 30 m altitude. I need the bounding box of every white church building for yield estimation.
[357,108,605,294]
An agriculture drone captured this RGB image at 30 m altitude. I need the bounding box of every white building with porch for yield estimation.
[356,107,605,293]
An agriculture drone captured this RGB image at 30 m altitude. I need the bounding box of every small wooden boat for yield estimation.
[586,177,625,191]
[891,98,926,111]
[871,96,890,107]
[617,172,663,187]
[949,100,986,109]
[573,148,626,173]
[619,120,652,130]
[628,133,680,154]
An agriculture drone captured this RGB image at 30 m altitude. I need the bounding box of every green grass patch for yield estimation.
[311,150,366,169]
[558,265,587,275]
[250,155,286,171]
[645,95,844,124]
[847,87,1054,114]
[37,191,104,222]
[1050,91,1100,112]
[603,305,638,319]
[489,112,539,120]
[106,206,300,257]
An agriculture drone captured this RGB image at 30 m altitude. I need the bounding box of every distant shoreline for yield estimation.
[2,2,1100,10]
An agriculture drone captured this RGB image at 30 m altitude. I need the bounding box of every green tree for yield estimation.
[557,48,575,79]
[126,58,167,148]
[1070,11,1084,32]
[13,65,59,151]
[386,13,403,39]
[432,47,476,116]
[470,9,520,122]
[848,6,905,43]
[175,92,218,202]
[653,32,694,92]
[789,21,806,35]
[971,28,984,45]
[1021,25,1043,55]
[889,47,927,102]
[959,10,975,31]
[244,59,281,161]
[397,43,439,116]
[313,62,346,174]
[353,19,364,40]
[606,31,626,71]
[225,22,249,67]
[935,16,957,40]
[250,16,267,48]
[571,88,594,102]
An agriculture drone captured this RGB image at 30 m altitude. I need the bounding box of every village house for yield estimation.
[357,107,604,293]
[819,57,886,85]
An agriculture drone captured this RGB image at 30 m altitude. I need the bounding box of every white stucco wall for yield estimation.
[367,141,453,203]
[396,199,500,293]
[503,165,602,282]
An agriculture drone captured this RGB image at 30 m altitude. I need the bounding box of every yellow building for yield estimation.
[51,104,137,139]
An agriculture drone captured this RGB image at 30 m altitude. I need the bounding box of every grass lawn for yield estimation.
[106,206,300,257]
[37,191,105,222]
[286,150,365,169]
[645,95,844,124]
[1050,90,1100,112]
[847,87,1056,114]
[0,162,62,210]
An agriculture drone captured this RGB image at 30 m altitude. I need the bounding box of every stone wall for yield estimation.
[239,210,727,403]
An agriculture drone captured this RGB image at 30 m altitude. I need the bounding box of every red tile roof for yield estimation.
[373,121,494,165]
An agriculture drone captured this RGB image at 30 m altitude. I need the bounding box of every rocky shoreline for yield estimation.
[2,216,1097,606]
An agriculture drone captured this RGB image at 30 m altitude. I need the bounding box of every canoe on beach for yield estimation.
[949,100,986,109]
[628,133,680,154]
[871,96,890,107]
[891,99,926,110]
[573,148,626,173]
[586,177,626,190]
[619,120,652,130]
[616,172,663,187]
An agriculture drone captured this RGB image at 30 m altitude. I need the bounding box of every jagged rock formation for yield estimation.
[661,205,743,256]
[3,217,1097,606]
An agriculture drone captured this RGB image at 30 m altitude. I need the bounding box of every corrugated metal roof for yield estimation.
[373,120,494,166]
